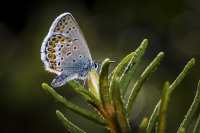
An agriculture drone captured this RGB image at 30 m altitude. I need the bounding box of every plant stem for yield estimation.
[56,110,87,133]
[177,80,200,133]
[126,52,164,114]
[41,83,106,125]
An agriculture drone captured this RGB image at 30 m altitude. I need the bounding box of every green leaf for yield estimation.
[177,80,200,133]
[56,110,87,133]
[126,52,164,114]
[169,58,195,93]
[146,58,195,133]
[158,81,170,133]
[120,39,149,96]
[139,117,149,132]
[68,80,100,106]
[146,101,161,133]
[87,70,101,101]
[193,113,200,133]
[112,80,131,133]
[109,39,148,97]
[41,83,106,125]
[99,58,114,109]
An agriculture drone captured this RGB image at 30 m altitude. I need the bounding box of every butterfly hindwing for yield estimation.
[51,73,78,88]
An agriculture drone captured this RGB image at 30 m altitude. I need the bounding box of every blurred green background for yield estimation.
[0,0,200,132]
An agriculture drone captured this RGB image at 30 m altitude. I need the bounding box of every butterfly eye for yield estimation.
[94,63,98,69]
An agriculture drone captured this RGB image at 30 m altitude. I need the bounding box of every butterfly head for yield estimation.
[91,61,100,73]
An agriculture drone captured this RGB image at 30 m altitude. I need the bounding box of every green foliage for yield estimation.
[41,39,200,133]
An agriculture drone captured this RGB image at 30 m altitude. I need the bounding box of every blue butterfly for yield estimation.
[41,12,98,88]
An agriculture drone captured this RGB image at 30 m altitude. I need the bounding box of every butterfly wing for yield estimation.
[41,12,92,75]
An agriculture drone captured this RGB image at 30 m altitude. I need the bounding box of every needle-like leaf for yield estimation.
[112,80,131,133]
[126,52,164,114]
[146,58,195,133]
[109,39,148,97]
[41,83,106,125]
[193,113,200,133]
[120,39,149,96]
[99,58,114,109]
[68,80,100,106]
[177,80,200,133]
[56,110,87,133]
[158,81,170,133]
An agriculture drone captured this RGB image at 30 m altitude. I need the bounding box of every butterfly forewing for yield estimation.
[41,13,92,75]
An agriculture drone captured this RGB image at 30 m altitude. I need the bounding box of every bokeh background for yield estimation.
[0,0,200,132]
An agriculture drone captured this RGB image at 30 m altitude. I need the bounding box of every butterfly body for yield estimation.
[41,12,97,87]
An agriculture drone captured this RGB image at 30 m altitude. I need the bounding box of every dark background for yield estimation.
[0,0,200,132]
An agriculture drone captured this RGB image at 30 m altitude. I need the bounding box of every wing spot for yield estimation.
[79,55,82,58]
[58,22,62,26]
[48,54,56,60]
[49,42,56,47]
[73,46,77,50]
[73,59,76,62]
[67,52,72,56]
[61,25,65,29]
[69,28,71,31]
[61,57,64,60]
[61,18,65,22]
[72,26,75,29]
[56,27,60,31]
[47,47,55,53]
[66,44,70,47]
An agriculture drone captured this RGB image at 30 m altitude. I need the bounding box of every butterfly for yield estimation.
[40,12,98,88]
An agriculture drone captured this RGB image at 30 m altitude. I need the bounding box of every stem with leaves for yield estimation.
[40,38,199,133]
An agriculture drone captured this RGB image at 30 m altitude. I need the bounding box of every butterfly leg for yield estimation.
[51,73,78,88]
